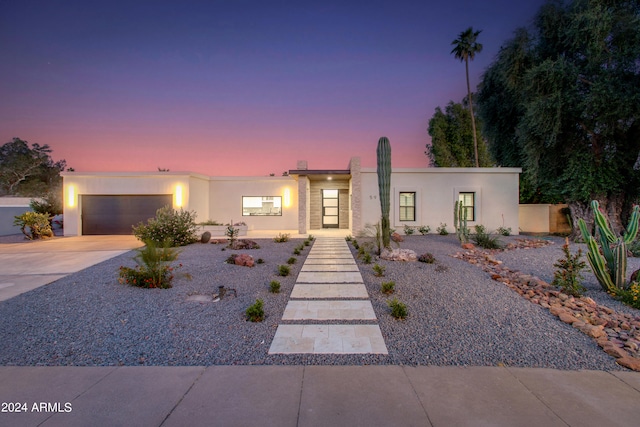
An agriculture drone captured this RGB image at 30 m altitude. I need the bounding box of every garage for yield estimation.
[81,195,172,235]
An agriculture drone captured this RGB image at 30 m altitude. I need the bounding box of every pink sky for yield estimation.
[0,0,546,176]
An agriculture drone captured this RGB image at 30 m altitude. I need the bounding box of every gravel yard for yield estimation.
[0,234,638,370]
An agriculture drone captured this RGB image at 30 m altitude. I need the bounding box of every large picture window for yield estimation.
[458,192,475,221]
[399,192,416,221]
[242,196,282,216]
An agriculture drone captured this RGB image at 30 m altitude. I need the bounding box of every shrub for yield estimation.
[388,298,408,319]
[381,281,395,294]
[307,234,315,241]
[345,235,353,241]
[403,225,415,235]
[496,226,512,236]
[269,280,281,293]
[132,206,198,247]
[352,240,359,250]
[418,225,431,235]
[552,239,587,297]
[293,248,301,255]
[373,263,386,277]
[256,258,264,264]
[437,223,449,235]
[274,233,290,243]
[246,299,264,322]
[278,265,291,276]
[287,257,297,265]
[357,246,366,257]
[304,239,310,246]
[30,192,63,216]
[225,224,239,248]
[13,211,53,240]
[613,282,640,309]
[225,254,238,264]
[362,252,372,264]
[118,240,185,289]
[471,225,503,249]
[418,253,435,263]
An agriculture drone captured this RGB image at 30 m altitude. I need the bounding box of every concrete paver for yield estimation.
[282,300,377,320]
[296,271,364,283]
[270,325,388,354]
[300,264,359,272]
[290,284,369,299]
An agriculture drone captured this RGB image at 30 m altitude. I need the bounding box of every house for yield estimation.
[61,158,521,236]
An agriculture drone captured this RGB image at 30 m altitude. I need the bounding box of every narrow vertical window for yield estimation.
[399,192,416,221]
[458,192,475,221]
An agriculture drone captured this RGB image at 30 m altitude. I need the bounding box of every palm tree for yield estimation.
[451,27,483,167]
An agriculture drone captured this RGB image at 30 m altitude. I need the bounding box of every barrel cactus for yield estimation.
[377,137,392,249]
[578,200,639,292]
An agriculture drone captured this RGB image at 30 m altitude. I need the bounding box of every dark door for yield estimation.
[82,195,172,235]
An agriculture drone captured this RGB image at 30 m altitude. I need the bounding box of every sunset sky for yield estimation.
[1,0,546,176]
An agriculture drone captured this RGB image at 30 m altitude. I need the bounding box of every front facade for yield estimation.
[61,158,521,236]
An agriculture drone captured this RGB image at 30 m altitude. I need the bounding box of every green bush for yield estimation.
[13,211,53,240]
[437,223,448,235]
[362,252,372,264]
[373,263,386,277]
[418,253,435,263]
[403,225,415,235]
[274,233,290,243]
[612,282,640,309]
[471,225,503,249]
[132,206,198,247]
[304,239,310,246]
[418,225,431,235]
[246,299,264,322]
[118,240,185,289]
[388,298,408,319]
[269,280,281,293]
[293,248,301,255]
[381,281,395,294]
[30,192,62,216]
[287,257,297,265]
[496,226,512,236]
[278,265,291,277]
[552,240,587,297]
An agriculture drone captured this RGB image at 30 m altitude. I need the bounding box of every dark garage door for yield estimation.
[82,195,172,235]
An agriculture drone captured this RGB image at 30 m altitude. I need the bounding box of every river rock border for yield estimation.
[452,239,640,371]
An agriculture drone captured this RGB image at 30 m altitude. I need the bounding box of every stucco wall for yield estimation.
[0,198,32,236]
[359,168,521,234]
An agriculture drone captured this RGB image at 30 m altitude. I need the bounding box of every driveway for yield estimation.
[0,235,143,302]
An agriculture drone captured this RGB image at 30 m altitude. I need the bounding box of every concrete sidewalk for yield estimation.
[0,235,142,301]
[1,365,639,426]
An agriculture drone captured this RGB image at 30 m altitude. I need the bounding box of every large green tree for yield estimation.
[0,138,66,196]
[426,98,493,167]
[477,0,640,236]
[451,27,483,167]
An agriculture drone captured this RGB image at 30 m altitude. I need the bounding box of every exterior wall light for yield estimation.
[67,185,75,208]
[175,184,183,208]
[283,188,291,208]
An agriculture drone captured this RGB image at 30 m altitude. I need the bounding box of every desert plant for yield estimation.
[373,263,386,277]
[225,224,239,248]
[307,234,315,241]
[472,225,503,249]
[246,299,264,322]
[256,258,264,264]
[269,280,281,293]
[362,252,372,264]
[304,239,310,246]
[132,206,198,247]
[418,253,435,263]
[629,240,640,257]
[13,211,53,239]
[578,200,640,292]
[345,235,353,241]
[287,257,297,265]
[612,282,640,309]
[437,223,449,235]
[403,225,415,235]
[377,136,392,249]
[293,248,301,255]
[278,265,291,277]
[274,233,290,243]
[118,240,185,289]
[381,281,395,294]
[552,238,587,297]
[497,226,512,236]
[454,200,470,244]
[388,298,408,319]
[30,192,63,216]
[418,225,431,235]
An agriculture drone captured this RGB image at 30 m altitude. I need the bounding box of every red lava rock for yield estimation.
[603,343,628,359]
[461,243,475,250]
[391,232,404,243]
[234,253,254,267]
[617,356,640,371]
[559,312,579,324]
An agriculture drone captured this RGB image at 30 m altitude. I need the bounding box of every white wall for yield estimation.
[0,198,33,236]
[359,168,521,234]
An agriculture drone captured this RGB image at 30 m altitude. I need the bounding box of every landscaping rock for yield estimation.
[391,232,404,243]
[380,248,417,262]
[234,253,254,267]
[200,231,212,243]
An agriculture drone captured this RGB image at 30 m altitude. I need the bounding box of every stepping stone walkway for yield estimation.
[269,237,388,355]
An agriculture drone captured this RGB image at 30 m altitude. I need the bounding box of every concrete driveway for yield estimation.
[0,235,143,302]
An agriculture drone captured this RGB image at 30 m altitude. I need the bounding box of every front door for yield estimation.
[322,189,339,228]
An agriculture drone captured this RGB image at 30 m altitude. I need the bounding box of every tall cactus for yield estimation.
[377,137,392,249]
[578,200,639,292]
[454,200,469,244]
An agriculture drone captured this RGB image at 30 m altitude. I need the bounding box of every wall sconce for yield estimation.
[175,184,183,208]
[67,185,75,208]
[283,188,291,208]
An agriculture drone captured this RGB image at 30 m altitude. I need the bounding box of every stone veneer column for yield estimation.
[350,157,361,234]
[297,160,308,234]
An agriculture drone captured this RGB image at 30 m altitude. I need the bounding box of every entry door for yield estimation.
[322,189,339,228]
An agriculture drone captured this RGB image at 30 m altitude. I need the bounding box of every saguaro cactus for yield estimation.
[454,200,469,244]
[578,200,639,292]
[377,137,392,249]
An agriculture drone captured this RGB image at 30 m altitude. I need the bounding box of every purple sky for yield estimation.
[0,0,547,175]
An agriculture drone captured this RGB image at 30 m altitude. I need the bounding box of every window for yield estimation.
[242,196,282,216]
[458,192,475,221]
[399,192,416,221]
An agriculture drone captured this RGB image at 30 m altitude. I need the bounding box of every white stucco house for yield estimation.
[61,157,521,236]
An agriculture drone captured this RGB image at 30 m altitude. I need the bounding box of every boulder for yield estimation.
[234,253,254,267]
[200,231,212,243]
[391,232,404,243]
[380,248,417,262]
